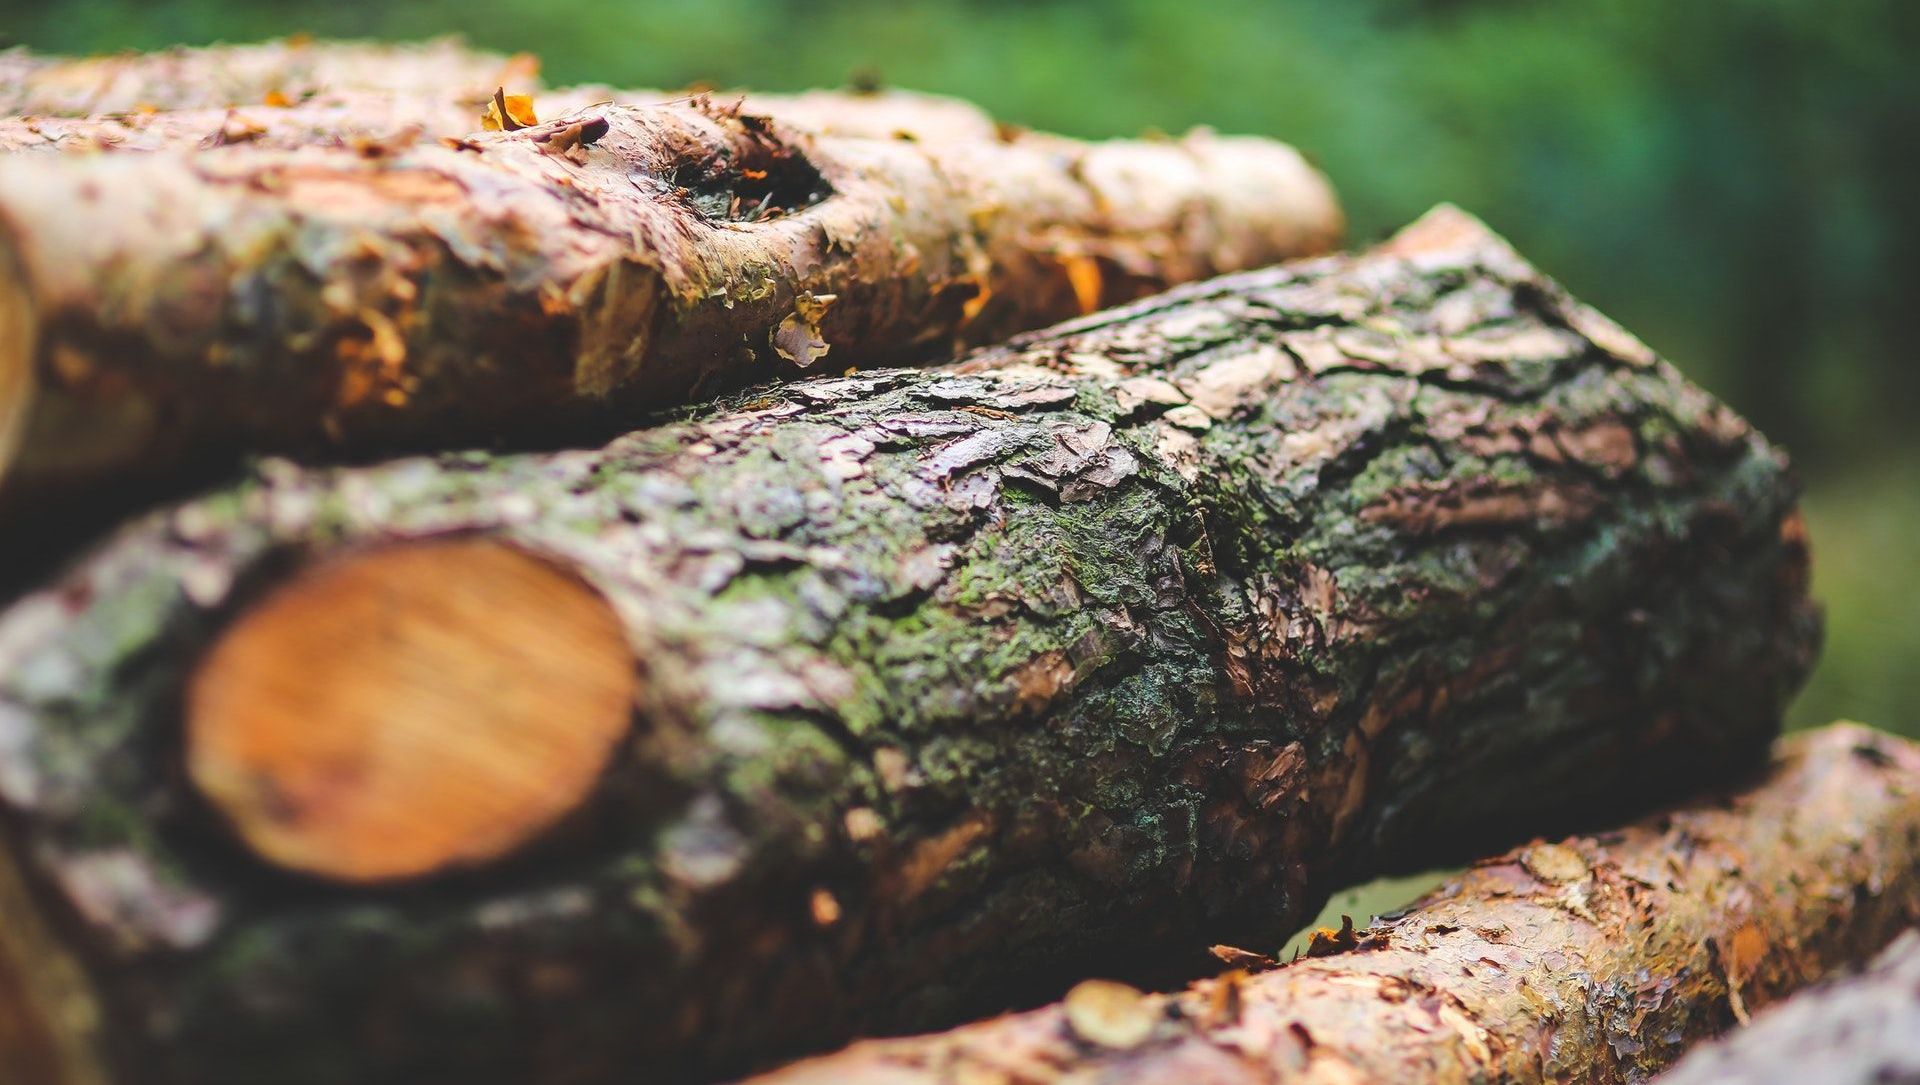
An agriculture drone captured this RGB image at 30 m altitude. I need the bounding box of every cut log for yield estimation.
[0,210,1817,1084]
[0,37,1001,143]
[0,91,1339,512]
[748,724,1920,1085]
[1654,926,1920,1085]
[0,82,1005,153]
[0,36,532,117]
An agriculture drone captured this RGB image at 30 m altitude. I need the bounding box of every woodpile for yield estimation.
[0,34,1902,1085]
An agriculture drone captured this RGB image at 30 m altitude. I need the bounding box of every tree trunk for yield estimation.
[0,89,1340,513]
[748,724,1920,1085]
[0,209,1817,1084]
[1653,927,1920,1085]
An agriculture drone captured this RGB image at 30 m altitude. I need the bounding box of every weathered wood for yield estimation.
[0,87,1339,510]
[0,210,1817,1083]
[0,37,530,117]
[1654,926,1920,1085]
[0,37,1001,144]
[749,724,1920,1085]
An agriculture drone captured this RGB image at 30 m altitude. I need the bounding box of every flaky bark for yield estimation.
[0,37,1001,143]
[0,37,531,117]
[0,211,1815,1084]
[0,84,1004,153]
[0,89,1339,511]
[1654,927,1920,1085]
[751,724,1920,1085]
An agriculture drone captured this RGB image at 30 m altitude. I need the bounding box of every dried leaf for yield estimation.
[774,292,838,367]
[481,87,538,132]
[533,116,611,165]
[1062,253,1105,315]
[1209,944,1279,972]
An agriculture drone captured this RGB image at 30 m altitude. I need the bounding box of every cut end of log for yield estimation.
[186,539,638,884]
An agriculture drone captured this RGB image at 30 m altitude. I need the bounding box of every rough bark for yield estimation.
[0,37,532,117]
[0,84,1005,153]
[749,724,1920,1085]
[0,88,1339,512]
[1653,926,1920,1085]
[0,37,1001,143]
[0,210,1817,1084]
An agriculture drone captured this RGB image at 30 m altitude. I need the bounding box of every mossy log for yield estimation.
[749,724,1920,1085]
[1654,926,1920,1085]
[0,210,1816,1084]
[0,88,1339,513]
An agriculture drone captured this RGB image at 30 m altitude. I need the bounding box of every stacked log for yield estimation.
[1654,926,1920,1085]
[749,724,1920,1085]
[0,209,1817,1083]
[0,82,1339,511]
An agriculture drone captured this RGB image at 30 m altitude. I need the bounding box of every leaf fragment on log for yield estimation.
[748,724,1920,1085]
[0,209,1816,1083]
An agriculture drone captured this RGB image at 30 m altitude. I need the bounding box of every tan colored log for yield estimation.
[1654,927,1920,1085]
[0,36,1001,150]
[0,86,1004,154]
[0,87,1337,511]
[749,723,1920,1085]
[0,36,532,117]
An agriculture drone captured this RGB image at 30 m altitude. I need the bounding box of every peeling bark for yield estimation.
[0,37,532,117]
[0,37,1001,144]
[1654,927,1920,1085]
[749,724,1920,1085]
[0,85,1339,511]
[0,210,1816,1084]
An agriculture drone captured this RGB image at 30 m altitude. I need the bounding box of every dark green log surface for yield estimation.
[0,209,1818,1084]
[1654,926,1920,1085]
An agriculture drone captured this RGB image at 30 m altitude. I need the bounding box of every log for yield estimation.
[0,89,1339,513]
[1654,926,1920,1085]
[0,209,1817,1084]
[0,37,1001,143]
[0,86,1005,154]
[748,723,1920,1085]
[0,36,531,117]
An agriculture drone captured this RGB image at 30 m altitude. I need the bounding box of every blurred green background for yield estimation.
[5,0,1915,737]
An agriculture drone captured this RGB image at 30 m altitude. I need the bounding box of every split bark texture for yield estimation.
[0,86,1339,508]
[1653,927,1920,1085]
[0,37,532,117]
[749,724,1920,1085]
[0,37,1001,144]
[0,211,1817,1084]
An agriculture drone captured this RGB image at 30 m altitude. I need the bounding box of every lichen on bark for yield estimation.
[0,209,1816,1083]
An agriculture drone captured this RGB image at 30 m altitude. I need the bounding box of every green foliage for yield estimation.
[3,0,1913,735]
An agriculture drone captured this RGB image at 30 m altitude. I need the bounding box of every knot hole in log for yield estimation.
[185,538,639,884]
[669,106,832,223]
